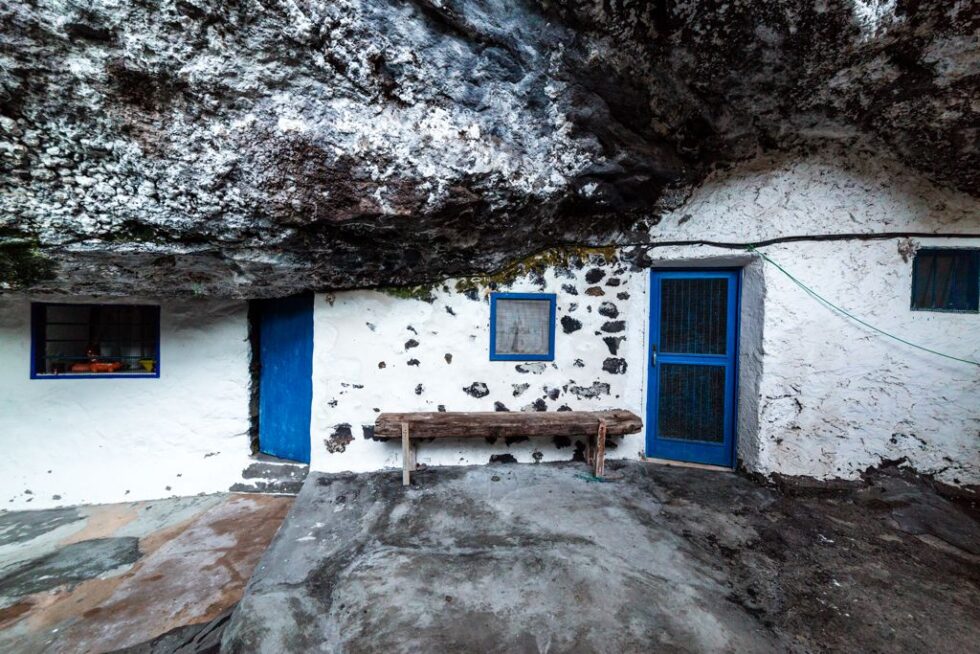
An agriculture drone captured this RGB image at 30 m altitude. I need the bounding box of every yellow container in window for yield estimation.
[139,359,156,373]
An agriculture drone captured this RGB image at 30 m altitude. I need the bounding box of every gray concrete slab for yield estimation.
[222,461,980,653]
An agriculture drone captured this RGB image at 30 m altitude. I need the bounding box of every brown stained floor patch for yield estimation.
[58,503,140,546]
[0,601,33,630]
[22,573,129,633]
[47,494,292,653]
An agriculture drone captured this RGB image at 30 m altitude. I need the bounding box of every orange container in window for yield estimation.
[71,363,91,373]
[89,362,123,373]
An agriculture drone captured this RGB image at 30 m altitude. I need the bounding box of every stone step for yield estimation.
[229,458,309,495]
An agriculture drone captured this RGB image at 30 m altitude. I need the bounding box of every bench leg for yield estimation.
[594,419,607,478]
[401,422,411,486]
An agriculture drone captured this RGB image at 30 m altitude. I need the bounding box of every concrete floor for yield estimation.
[223,461,980,654]
[0,493,292,653]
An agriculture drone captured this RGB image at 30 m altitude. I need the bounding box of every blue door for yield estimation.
[647,270,739,467]
[258,294,313,463]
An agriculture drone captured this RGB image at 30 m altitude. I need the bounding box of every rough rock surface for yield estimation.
[1,1,977,296]
[222,461,980,653]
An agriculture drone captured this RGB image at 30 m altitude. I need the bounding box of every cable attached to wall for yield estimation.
[745,245,980,368]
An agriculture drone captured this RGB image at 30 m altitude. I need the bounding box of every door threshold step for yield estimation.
[643,457,733,473]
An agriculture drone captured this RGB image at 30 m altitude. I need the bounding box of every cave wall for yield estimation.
[309,150,980,487]
[0,296,253,509]
[1,149,976,509]
[1,0,976,296]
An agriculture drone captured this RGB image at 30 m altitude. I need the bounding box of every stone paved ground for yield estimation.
[0,493,292,653]
[223,461,980,654]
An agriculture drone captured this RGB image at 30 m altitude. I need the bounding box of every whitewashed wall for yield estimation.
[311,257,650,472]
[312,146,980,488]
[0,296,254,510]
[1,145,975,508]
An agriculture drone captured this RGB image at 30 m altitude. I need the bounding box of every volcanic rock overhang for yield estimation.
[0,0,977,297]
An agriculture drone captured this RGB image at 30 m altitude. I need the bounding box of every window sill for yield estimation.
[31,372,160,380]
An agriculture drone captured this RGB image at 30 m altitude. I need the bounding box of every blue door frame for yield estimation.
[646,269,740,467]
[258,293,313,464]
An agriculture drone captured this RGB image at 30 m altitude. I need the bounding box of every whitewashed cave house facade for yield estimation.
[1,148,978,509]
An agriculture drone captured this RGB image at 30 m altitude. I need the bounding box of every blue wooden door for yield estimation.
[647,270,739,467]
[258,294,313,463]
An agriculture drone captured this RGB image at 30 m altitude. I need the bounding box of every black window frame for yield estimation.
[910,248,980,313]
[30,302,161,379]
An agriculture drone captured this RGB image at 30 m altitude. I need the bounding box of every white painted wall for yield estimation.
[311,146,980,488]
[752,237,980,486]
[310,257,650,473]
[2,145,976,508]
[0,296,254,510]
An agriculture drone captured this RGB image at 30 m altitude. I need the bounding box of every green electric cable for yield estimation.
[746,245,980,368]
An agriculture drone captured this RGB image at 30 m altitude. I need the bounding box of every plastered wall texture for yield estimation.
[312,148,979,488]
[1,148,976,509]
[311,254,649,473]
[0,296,254,510]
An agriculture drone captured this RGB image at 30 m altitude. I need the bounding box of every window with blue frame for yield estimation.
[31,303,160,378]
[911,248,979,312]
[489,293,556,361]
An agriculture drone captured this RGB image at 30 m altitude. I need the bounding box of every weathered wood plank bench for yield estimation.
[374,410,643,485]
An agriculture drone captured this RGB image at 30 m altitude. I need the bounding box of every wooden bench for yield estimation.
[374,410,643,485]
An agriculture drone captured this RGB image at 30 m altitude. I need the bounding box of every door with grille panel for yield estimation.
[647,270,739,467]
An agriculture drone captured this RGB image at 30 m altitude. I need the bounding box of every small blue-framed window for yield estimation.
[489,292,556,361]
[911,248,979,313]
[30,303,161,379]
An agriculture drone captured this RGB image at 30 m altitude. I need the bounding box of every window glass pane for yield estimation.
[912,249,979,311]
[659,277,728,354]
[33,304,159,376]
[658,363,726,442]
[494,299,551,356]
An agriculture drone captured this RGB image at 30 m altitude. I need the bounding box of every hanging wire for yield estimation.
[746,245,980,368]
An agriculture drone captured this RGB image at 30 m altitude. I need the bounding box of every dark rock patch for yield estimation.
[325,424,354,453]
[603,358,628,374]
[601,321,625,333]
[561,316,582,333]
[444,353,453,364]
[405,339,419,350]
[566,382,611,399]
[603,336,625,355]
[516,363,546,374]
[598,302,618,318]
[585,287,605,297]
[512,383,530,396]
[617,292,630,300]
[407,358,421,366]
[489,454,517,464]
[415,384,424,395]
[561,284,578,296]
[605,278,621,287]
[585,268,606,284]
[494,401,509,412]
[463,382,490,398]
[553,435,572,448]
